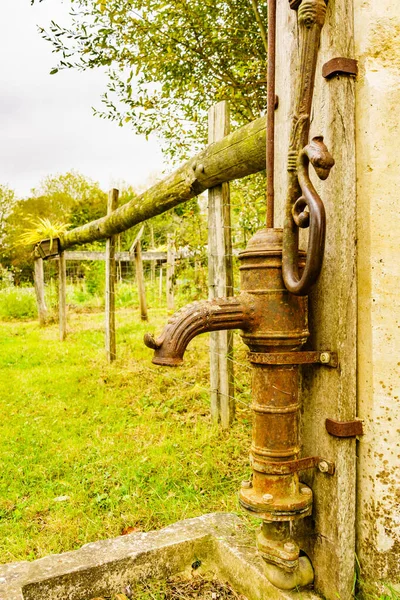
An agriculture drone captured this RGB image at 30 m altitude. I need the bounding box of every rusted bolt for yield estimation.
[262,493,273,502]
[320,352,331,364]
[241,480,252,489]
[300,486,311,495]
[319,460,329,473]
[284,542,297,553]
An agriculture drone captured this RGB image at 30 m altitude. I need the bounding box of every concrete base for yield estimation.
[0,514,322,600]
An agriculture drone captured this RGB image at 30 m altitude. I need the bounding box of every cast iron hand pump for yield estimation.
[145,0,335,591]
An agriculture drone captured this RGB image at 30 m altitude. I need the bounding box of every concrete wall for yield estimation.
[355,0,400,591]
[274,0,399,593]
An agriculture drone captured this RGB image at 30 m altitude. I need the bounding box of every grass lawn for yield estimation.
[0,307,253,564]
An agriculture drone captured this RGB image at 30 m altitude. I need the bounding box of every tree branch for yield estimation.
[249,0,268,55]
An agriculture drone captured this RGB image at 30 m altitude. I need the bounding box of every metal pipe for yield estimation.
[144,297,252,366]
[145,228,322,589]
[266,0,277,228]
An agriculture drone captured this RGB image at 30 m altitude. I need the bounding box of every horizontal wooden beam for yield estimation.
[53,116,266,250]
[50,250,168,262]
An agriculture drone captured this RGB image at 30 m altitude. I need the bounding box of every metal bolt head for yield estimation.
[241,480,252,489]
[284,542,297,553]
[319,460,329,473]
[320,352,331,364]
[262,493,273,502]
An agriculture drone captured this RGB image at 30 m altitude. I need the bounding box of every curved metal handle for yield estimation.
[283,137,334,296]
[282,0,332,296]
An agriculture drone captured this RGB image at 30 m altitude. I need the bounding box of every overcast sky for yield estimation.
[0,0,164,198]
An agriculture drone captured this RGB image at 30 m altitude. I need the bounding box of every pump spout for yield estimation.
[144,297,252,366]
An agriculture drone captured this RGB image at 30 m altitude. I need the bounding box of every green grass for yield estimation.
[0,279,204,321]
[0,287,38,320]
[0,308,252,564]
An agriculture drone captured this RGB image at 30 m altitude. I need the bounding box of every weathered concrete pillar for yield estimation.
[275,0,399,595]
[354,0,400,592]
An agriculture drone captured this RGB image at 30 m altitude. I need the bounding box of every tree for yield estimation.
[0,185,16,248]
[37,0,268,160]
[0,171,111,282]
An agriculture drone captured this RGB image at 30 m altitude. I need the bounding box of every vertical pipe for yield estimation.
[266,0,277,228]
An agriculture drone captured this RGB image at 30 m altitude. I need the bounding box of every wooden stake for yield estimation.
[166,234,175,311]
[34,257,48,326]
[58,251,67,341]
[105,188,119,362]
[134,239,148,321]
[149,223,156,285]
[159,264,163,301]
[208,101,234,429]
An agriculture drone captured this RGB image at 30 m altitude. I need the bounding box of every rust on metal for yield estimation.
[144,297,252,366]
[290,0,328,10]
[266,0,277,228]
[35,238,61,259]
[249,350,338,367]
[251,455,335,476]
[326,418,364,438]
[322,57,358,79]
[282,0,334,296]
[145,227,335,574]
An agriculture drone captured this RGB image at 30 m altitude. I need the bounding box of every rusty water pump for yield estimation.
[144,227,335,588]
[145,0,336,590]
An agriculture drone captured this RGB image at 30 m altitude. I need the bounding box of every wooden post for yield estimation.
[34,257,48,326]
[58,251,67,341]
[159,263,163,301]
[166,234,175,311]
[105,188,119,362]
[208,100,234,429]
[117,234,122,283]
[149,223,156,285]
[134,240,148,321]
[130,226,148,322]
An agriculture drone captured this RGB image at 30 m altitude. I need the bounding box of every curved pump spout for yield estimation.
[144,297,252,366]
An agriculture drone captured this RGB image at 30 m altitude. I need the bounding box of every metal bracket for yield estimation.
[290,0,328,8]
[326,418,364,438]
[322,57,358,79]
[251,455,335,476]
[249,351,338,368]
[289,0,303,10]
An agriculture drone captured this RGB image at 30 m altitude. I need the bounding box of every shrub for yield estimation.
[0,287,37,320]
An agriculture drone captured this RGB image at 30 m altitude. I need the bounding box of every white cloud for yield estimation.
[0,0,164,197]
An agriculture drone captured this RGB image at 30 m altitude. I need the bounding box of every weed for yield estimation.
[87,574,248,600]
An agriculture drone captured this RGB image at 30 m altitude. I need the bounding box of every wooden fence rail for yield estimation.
[36,116,266,256]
